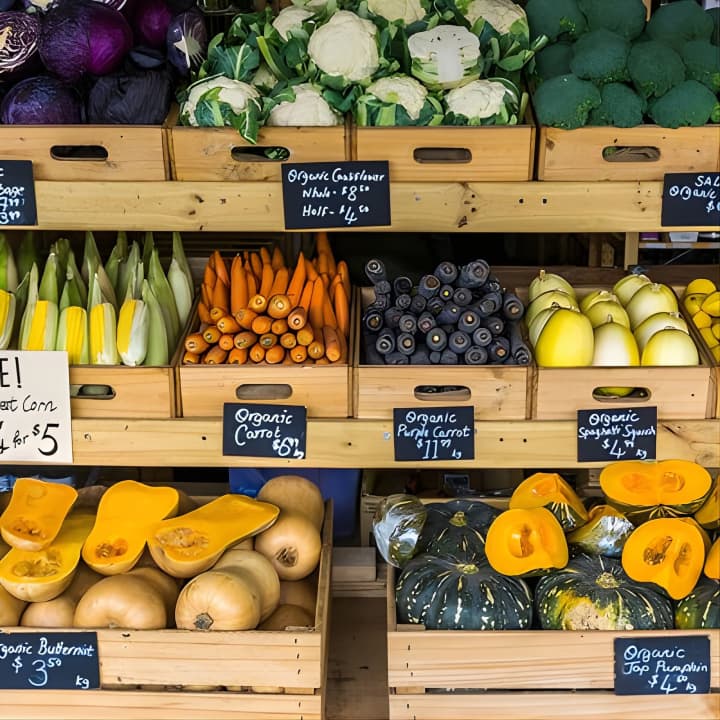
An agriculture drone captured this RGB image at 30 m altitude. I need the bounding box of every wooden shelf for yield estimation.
[66,417,720,468]
[24,180,718,233]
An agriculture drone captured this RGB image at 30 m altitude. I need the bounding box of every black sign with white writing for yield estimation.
[662,172,720,227]
[577,406,657,463]
[223,403,306,459]
[0,160,37,226]
[614,635,711,696]
[0,632,99,690]
[281,161,391,229]
[393,406,474,462]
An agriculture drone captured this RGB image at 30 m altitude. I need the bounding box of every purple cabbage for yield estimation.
[166,8,207,76]
[0,75,83,124]
[132,0,173,48]
[38,0,133,82]
[0,11,40,76]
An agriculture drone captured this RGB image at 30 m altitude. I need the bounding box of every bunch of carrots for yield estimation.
[182,233,351,365]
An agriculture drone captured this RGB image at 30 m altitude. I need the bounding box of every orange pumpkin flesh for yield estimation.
[254,511,322,581]
[509,472,588,531]
[706,538,719,580]
[622,517,705,600]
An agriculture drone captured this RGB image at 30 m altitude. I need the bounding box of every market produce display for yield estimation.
[376,460,720,631]
[681,277,720,362]
[0,475,325,632]
[0,0,209,125]
[527,0,720,129]
[178,0,540,142]
[361,256,530,366]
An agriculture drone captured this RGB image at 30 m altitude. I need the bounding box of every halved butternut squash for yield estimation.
[82,480,179,575]
[622,517,706,600]
[0,478,78,551]
[509,472,588,531]
[146,494,279,579]
[0,512,95,602]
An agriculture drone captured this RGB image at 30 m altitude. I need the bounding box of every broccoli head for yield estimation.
[525,0,587,43]
[577,0,646,41]
[532,72,601,129]
[588,82,646,127]
[646,0,714,52]
[532,42,573,83]
[570,28,631,84]
[627,40,686,99]
[648,79,720,128]
[681,40,720,93]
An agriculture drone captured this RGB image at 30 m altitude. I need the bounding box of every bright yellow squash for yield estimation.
[534,308,594,367]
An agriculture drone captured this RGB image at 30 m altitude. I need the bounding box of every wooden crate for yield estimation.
[386,566,720,720]
[353,112,536,182]
[537,124,720,182]
[0,124,169,181]
[353,288,531,420]
[168,110,349,182]
[0,503,333,720]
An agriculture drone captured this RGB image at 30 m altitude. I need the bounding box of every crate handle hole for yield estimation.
[414,385,471,401]
[413,147,472,164]
[591,387,651,402]
[236,383,293,400]
[70,384,116,400]
[230,146,290,163]
[602,146,660,163]
[50,145,109,161]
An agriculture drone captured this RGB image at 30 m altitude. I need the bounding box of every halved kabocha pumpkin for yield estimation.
[82,480,179,575]
[509,472,588,531]
[566,504,634,558]
[600,459,713,525]
[0,511,95,602]
[675,576,720,629]
[0,478,78,552]
[146,494,280,579]
[705,537,719,581]
[485,507,568,577]
[621,517,706,600]
[694,474,720,530]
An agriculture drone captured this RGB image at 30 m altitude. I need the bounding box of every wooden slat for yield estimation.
[388,692,719,720]
[68,417,720,468]
[24,181,719,233]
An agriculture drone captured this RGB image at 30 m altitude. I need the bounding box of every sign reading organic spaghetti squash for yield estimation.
[0,351,73,464]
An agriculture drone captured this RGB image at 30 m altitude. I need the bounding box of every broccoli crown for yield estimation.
[532,72,601,129]
[532,41,573,82]
[681,39,720,93]
[526,0,587,43]
[577,0,646,41]
[648,79,720,128]
[588,82,646,127]
[646,0,714,52]
[627,40,686,99]
[570,28,631,84]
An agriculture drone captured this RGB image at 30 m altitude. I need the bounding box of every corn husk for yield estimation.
[56,305,89,365]
[0,232,18,293]
[141,279,168,366]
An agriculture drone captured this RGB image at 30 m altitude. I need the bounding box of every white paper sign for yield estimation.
[0,351,73,464]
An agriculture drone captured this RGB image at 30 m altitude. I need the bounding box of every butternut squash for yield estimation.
[146,494,279,579]
[254,511,322,581]
[278,577,317,617]
[0,478,78,551]
[257,476,325,531]
[82,480,179,575]
[0,583,26,625]
[0,512,95,602]
[127,566,181,626]
[259,603,314,630]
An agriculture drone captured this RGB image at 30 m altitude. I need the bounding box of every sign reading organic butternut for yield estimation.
[0,351,73,463]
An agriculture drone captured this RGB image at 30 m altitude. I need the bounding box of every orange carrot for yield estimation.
[296,325,314,346]
[234,308,258,330]
[203,263,217,290]
[249,343,265,363]
[234,331,257,349]
[334,284,350,339]
[317,252,329,276]
[259,247,272,266]
[322,289,337,328]
[259,263,274,298]
[271,318,288,335]
[337,260,351,301]
[299,281,314,313]
[217,315,241,335]
[269,267,289,296]
[185,332,210,354]
[315,231,331,255]
[322,325,341,362]
[280,332,297,349]
[287,306,307,331]
[314,356,330,365]
[308,339,325,360]
[267,293,292,319]
[246,269,258,298]
[212,278,229,312]
[286,251,306,307]
[203,345,228,364]
[259,333,277,349]
[228,347,248,365]
[309,277,326,331]
[304,257,319,282]
[251,315,273,335]
[209,306,225,323]
[218,334,235,352]
[319,272,330,290]
[248,254,262,284]
[212,251,229,287]
[264,345,285,364]
[282,352,294,365]
[197,301,212,325]
[200,282,212,308]
[290,345,308,363]
[182,350,200,365]
[230,255,248,315]
[335,325,348,363]
[271,246,284,271]
[248,294,268,313]
[328,273,342,302]
[203,325,222,345]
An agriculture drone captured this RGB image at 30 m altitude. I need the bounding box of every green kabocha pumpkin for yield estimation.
[415,499,501,562]
[372,494,427,568]
[675,577,719,630]
[694,475,719,530]
[566,504,634,558]
[396,554,533,630]
[535,553,674,630]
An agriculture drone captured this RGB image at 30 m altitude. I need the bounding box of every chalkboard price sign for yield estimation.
[577,406,657,463]
[223,403,307,460]
[614,635,711,695]
[281,161,391,230]
[0,632,99,690]
[393,406,474,462]
[661,172,720,227]
[0,160,37,226]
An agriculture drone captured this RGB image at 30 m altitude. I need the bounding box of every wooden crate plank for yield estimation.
[389,691,719,720]
[331,547,377,584]
[0,689,321,720]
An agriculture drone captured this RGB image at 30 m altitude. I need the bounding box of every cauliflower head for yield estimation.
[367,0,426,25]
[267,83,342,126]
[272,6,315,41]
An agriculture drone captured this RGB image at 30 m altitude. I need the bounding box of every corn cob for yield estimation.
[88,271,119,365]
[116,297,148,367]
[19,264,58,351]
[56,306,89,365]
[0,289,16,350]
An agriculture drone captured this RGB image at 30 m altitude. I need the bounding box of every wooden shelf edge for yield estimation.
[21,180,718,233]
[65,417,720,468]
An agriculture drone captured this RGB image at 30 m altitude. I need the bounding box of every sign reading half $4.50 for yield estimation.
[0,351,73,463]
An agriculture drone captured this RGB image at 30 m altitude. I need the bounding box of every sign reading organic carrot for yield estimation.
[0,351,73,463]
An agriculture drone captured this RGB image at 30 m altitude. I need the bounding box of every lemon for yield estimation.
[699,326,719,348]
[692,310,712,330]
[683,292,708,316]
[685,278,717,296]
[712,322,720,341]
